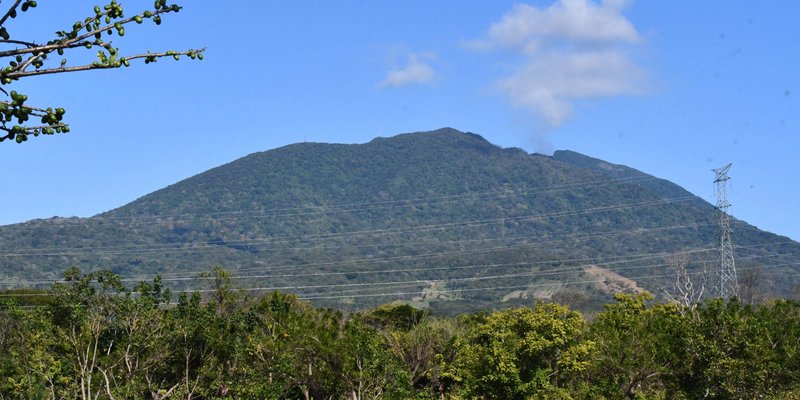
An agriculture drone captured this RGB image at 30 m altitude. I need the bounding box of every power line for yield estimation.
[5,249,797,298]
[298,261,800,301]
[252,251,800,297]
[151,246,718,284]
[1,195,700,257]
[1,221,716,285]
[2,224,795,288]
[40,175,663,224]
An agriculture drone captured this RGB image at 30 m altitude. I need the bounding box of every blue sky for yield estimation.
[0,1,798,241]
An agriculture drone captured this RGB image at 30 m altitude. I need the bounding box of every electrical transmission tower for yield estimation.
[712,163,737,299]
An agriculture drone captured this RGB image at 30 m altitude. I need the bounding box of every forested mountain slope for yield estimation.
[2,128,798,311]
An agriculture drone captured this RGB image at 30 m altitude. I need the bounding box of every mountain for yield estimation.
[552,150,702,203]
[2,128,798,313]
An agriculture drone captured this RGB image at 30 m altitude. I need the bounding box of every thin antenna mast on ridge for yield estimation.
[712,163,737,299]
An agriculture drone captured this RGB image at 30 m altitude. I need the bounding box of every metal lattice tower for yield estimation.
[712,163,737,299]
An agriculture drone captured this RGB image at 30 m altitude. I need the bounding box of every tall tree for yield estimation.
[587,292,687,399]
[453,303,593,399]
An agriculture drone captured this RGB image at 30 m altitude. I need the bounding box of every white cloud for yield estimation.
[379,54,437,88]
[472,0,646,142]
[499,50,645,127]
[480,0,640,53]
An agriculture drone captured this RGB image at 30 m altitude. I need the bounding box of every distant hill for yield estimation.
[2,128,798,312]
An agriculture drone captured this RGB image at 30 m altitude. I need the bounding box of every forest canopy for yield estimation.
[2,269,799,399]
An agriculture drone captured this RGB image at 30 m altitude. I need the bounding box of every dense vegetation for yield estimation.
[2,269,800,399]
[1,129,799,311]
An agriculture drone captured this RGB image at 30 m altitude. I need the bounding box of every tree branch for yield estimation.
[71,8,175,46]
[0,2,203,144]
[0,38,39,47]
[3,48,205,79]
[0,99,50,114]
[99,367,118,400]
[0,0,24,28]
[0,6,176,59]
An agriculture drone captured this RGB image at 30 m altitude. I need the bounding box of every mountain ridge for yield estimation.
[2,128,798,312]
